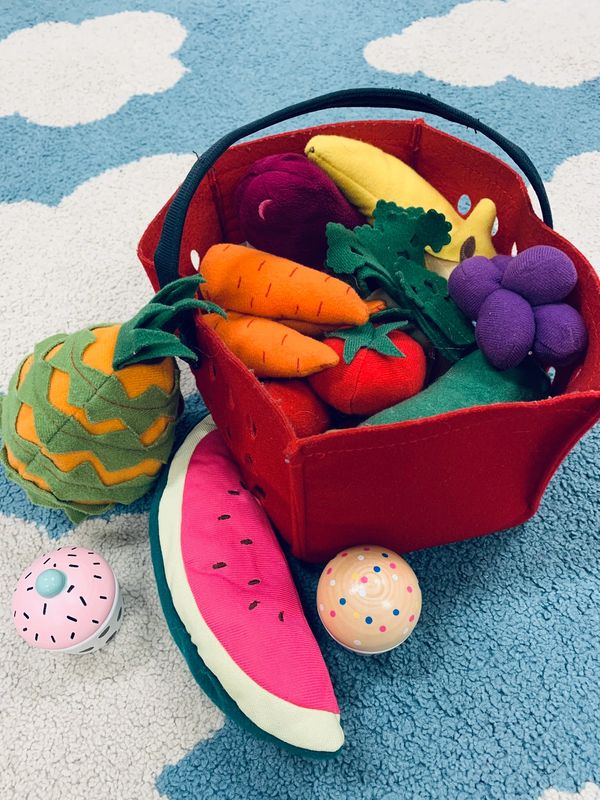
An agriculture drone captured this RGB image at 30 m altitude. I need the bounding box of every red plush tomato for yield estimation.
[308,322,426,416]
[262,379,332,437]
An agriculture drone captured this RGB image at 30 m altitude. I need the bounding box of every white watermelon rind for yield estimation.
[149,414,344,756]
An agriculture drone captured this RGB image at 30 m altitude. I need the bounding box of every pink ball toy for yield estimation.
[316,545,422,655]
[12,546,123,654]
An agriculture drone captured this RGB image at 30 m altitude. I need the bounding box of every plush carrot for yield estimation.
[200,244,369,326]
[281,299,387,336]
[202,312,339,378]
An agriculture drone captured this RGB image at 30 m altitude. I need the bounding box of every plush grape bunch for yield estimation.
[448,246,587,369]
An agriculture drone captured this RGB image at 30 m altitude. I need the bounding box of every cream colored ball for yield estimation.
[317,545,422,655]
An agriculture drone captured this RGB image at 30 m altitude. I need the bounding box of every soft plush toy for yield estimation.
[199,243,375,377]
[362,349,551,427]
[235,153,364,267]
[151,415,344,755]
[326,201,475,362]
[308,321,426,416]
[262,380,332,437]
[448,246,588,369]
[0,277,221,521]
[306,134,497,274]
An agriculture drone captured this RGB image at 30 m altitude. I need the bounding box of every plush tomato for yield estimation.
[308,322,426,416]
[262,379,332,437]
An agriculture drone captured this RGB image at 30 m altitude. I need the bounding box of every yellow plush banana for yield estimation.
[305,135,497,270]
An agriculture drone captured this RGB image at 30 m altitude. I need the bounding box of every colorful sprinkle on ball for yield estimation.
[12,547,123,654]
[316,545,422,655]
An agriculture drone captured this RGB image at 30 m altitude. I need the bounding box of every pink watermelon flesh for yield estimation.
[181,429,339,714]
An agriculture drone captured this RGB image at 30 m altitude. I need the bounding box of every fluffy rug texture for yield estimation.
[0,2,599,799]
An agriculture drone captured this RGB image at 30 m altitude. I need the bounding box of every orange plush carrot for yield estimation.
[202,312,339,378]
[200,244,369,326]
[282,299,387,337]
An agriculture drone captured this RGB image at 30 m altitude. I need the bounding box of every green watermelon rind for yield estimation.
[149,415,343,758]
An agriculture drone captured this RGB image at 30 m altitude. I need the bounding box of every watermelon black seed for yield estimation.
[26,586,33,591]
[68,564,79,568]
[66,616,77,623]
[80,596,87,606]
[92,619,99,624]
[23,612,29,619]
[22,628,27,632]
[70,632,76,640]
[248,579,260,586]
[212,562,227,570]
[217,514,231,521]
[50,635,56,643]
[278,612,284,622]
[240,539,253,545]
[67,585,75,593]
[34,633,39,641]
[228,490,240,495]
[42,604,47,616]
[43,558,50,565]
[248,601,260,610]
[93,575,102,579]
[25,572,32,579]
[99,595,108,600]
[67,554,77,558]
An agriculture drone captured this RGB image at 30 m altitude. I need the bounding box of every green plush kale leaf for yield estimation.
[325,200,474,361]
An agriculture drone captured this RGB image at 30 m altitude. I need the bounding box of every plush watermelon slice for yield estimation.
[149,415,344,756]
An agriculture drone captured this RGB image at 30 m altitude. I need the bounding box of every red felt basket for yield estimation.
[138,89,600,563]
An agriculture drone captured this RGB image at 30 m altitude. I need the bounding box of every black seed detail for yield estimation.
[23,612,29,619]
[53,564,57,568]
[42,604,47,616]
[66,615,77,623]
[80,596,87,606]
[43,558,50,565]
[71,547,77,550]
[248,600,260,610]
[70,632,76,640]
[68,564,79,568]
[117,606,122,622]
[22,628,28,632]
[99,626,110,638]
[92,619,99,625]
[79,647,94,653]
[25,572,32,579]
[92,562,100,565]
[106,630,117,644]
[93,575,102,580]
[212,562,227,570]
[88,551,94,555]
[67,554,77,558]
[278,611,284,622]
[34,633,39,641]
[50,635,56,643]
[228,490,240,495]
[248,579,260,586]
[218,514,231,521]
[26,586,33,591]
[13,611,16,617]
[99,595,107,600]
[240,539,253,545]
[67,585,75,593]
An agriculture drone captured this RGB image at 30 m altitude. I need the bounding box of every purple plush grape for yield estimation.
[448,255,504,320]
[476,288,536,369]
[491,254,512,274]
[502,245,577,306]
[235,153,364,267]
[533,303,588,365]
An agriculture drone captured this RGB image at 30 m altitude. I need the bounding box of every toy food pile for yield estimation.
[198,134,587,435]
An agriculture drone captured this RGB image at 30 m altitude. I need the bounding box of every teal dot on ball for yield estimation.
[35,569,66,598]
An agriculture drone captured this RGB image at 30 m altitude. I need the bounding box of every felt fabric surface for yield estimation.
[1,2,600,799]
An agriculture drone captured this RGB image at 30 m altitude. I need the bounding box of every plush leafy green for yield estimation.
[326,201,475,361]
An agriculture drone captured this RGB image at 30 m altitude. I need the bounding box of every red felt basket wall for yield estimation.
[139,118,600,563]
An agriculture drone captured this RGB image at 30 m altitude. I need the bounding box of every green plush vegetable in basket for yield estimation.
[361,349,551,427]
[326,201,475,361]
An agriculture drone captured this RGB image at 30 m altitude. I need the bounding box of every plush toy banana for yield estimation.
[305,135,497,274]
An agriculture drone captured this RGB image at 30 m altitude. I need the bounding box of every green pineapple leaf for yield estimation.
[113,276,226,370]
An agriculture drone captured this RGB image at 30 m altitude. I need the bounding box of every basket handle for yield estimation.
[154,87,553,288]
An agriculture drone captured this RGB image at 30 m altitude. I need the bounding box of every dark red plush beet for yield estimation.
[235,153,364,267]
[262,380,332,437]
[308,329,426,416]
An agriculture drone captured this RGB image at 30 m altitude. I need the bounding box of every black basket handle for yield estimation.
[154,87,553,288]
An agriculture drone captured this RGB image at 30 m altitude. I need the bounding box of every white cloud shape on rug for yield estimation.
[364,0,600,88]
[0,513,223,799]
[529,152,600,273]
[539,783,600,800]
[0,12,187,126]
[0,153,195,393]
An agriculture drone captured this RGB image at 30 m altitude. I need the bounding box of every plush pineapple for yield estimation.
[0,276,222,522]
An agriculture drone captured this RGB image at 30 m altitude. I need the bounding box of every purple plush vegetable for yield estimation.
[448,245,587,369]
[235,153,364,267]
